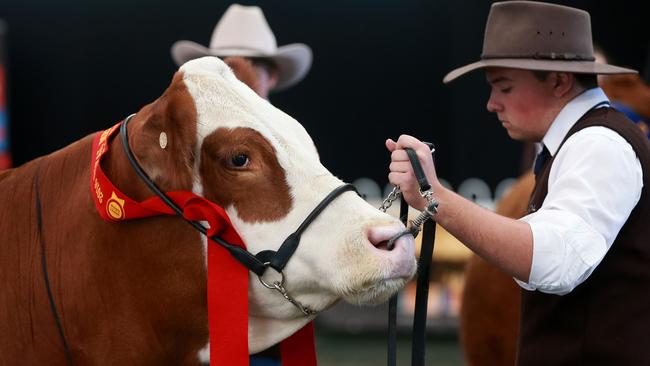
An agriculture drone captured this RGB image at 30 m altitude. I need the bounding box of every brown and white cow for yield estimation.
[0,56,416,365]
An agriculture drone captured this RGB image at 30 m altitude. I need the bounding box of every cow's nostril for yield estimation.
[367,226,406,251]
[375,240,390,251]
[365,225,417,281]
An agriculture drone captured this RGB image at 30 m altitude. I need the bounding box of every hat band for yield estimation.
[481,52,595,61]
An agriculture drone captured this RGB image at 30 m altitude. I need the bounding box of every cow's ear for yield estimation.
[129,72,198,191]
[223,56,259,92]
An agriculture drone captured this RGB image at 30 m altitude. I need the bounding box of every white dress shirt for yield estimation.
[516,88,644,295]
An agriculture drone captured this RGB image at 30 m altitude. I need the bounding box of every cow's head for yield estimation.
[127,57,416,352]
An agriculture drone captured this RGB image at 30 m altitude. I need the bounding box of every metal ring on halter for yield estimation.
[257,262,317,316]
[258,262,285,289]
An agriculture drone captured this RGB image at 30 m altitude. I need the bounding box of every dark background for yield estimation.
[1,0,648,193]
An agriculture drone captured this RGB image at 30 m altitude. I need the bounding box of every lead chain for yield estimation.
[382,187,438,249]
[270,281,317,316]
[407,190,438,237]
[379,186,401,213]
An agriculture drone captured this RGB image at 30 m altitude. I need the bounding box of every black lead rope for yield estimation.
[387,146,437,366]
[387,196,410,366]
[411,213,436,366]
[34,164,74,366]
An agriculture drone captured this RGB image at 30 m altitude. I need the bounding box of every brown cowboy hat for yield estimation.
[443,1,637,84]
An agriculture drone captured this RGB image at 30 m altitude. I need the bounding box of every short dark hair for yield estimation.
[532,70,598,90]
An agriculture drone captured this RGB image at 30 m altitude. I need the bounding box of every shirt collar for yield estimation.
[541,87,610,156]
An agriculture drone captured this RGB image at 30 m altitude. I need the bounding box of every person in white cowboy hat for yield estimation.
[171,4,312,99]
[173,6,311,365]
[386,1,650,365]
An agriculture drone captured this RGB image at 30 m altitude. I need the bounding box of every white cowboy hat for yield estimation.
[171,4,312,91]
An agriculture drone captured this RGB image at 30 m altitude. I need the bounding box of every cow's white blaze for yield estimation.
[180,57,416,354]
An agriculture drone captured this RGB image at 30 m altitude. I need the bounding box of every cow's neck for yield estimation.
[87,124,210,361]
[100,133,155,202]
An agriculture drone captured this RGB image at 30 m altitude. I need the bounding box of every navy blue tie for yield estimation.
[533,145,551,176]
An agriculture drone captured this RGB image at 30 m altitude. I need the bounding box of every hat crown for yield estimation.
[481,1,594,61]
[209,4,277,54]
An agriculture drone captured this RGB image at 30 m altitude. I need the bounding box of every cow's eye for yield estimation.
[230,153,250,168]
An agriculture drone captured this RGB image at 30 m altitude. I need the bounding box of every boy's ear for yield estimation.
[552,72,575,97]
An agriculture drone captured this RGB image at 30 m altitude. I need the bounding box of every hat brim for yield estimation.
[171,40,312,91]
[443,58,638,84]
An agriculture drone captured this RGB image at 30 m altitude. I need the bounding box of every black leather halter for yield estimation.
[120,115,357,277]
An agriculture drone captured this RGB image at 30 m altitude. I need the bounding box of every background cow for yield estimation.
[0,56,416,365]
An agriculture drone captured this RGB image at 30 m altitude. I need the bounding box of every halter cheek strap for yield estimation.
[118,115,357,277]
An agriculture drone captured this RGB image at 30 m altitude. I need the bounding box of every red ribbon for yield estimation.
[90,123,317,366]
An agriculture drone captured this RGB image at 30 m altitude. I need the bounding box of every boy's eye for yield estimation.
[501,87,512,93]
